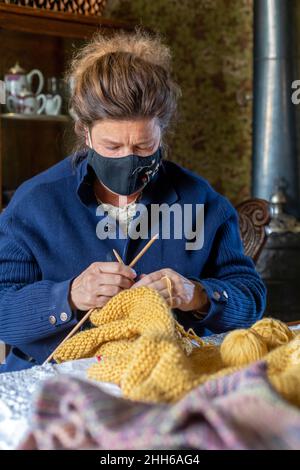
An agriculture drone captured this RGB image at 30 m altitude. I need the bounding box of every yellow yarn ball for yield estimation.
[220,329,268,367]
[251,318,294,351]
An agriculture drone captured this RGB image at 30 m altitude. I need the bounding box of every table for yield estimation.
[0,326,299,450]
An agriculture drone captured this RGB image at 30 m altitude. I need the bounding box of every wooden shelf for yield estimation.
[0,112,72,122]
[0,4,135,39]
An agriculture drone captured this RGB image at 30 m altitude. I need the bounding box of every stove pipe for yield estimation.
[252,0,300,218]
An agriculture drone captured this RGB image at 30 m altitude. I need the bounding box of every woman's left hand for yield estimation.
[131,268,209,312]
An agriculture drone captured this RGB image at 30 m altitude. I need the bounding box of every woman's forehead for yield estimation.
[91,118,161,142]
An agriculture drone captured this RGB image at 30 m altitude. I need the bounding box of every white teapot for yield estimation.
[5,62,44,97]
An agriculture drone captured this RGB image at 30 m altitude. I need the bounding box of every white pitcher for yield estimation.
[45,94,62,116]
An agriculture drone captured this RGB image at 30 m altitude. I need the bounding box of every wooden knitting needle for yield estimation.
[43,233,159,365]
[112,248,124,264]
[43,310,92,364]
[128,233,159,267]
[113,234,159,267]
[112,233,158,269]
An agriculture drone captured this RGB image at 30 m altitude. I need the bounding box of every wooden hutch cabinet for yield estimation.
[0,3,134,210]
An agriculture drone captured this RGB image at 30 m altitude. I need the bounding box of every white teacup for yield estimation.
[24,94,46,115]
[45,94,62,116]
[7,93,46,115]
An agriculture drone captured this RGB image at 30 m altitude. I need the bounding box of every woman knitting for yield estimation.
[0,28,266,372]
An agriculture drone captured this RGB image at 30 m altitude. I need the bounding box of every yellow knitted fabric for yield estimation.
[54,286,203,362]
[53,287,300,406]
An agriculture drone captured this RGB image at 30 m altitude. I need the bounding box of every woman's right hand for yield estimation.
[69,262,137,311]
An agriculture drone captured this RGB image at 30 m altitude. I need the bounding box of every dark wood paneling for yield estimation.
[1,118,75,190]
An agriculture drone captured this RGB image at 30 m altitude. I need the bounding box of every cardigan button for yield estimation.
[60,312,68,322]
[213,291,221,301]
[223,290,229,299]
[49,315,57,325]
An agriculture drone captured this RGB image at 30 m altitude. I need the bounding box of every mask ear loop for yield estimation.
[87,127,93,149]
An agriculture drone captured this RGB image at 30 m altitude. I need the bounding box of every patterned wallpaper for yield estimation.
[105,0,253,205]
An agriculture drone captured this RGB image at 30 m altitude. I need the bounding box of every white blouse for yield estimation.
[95,196,138,235]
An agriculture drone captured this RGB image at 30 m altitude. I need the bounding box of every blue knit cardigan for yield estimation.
[0,152,266,372]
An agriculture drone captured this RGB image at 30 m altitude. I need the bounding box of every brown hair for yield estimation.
[65,26,182,158]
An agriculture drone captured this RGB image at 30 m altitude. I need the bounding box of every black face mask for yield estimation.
[87,145,162,196]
